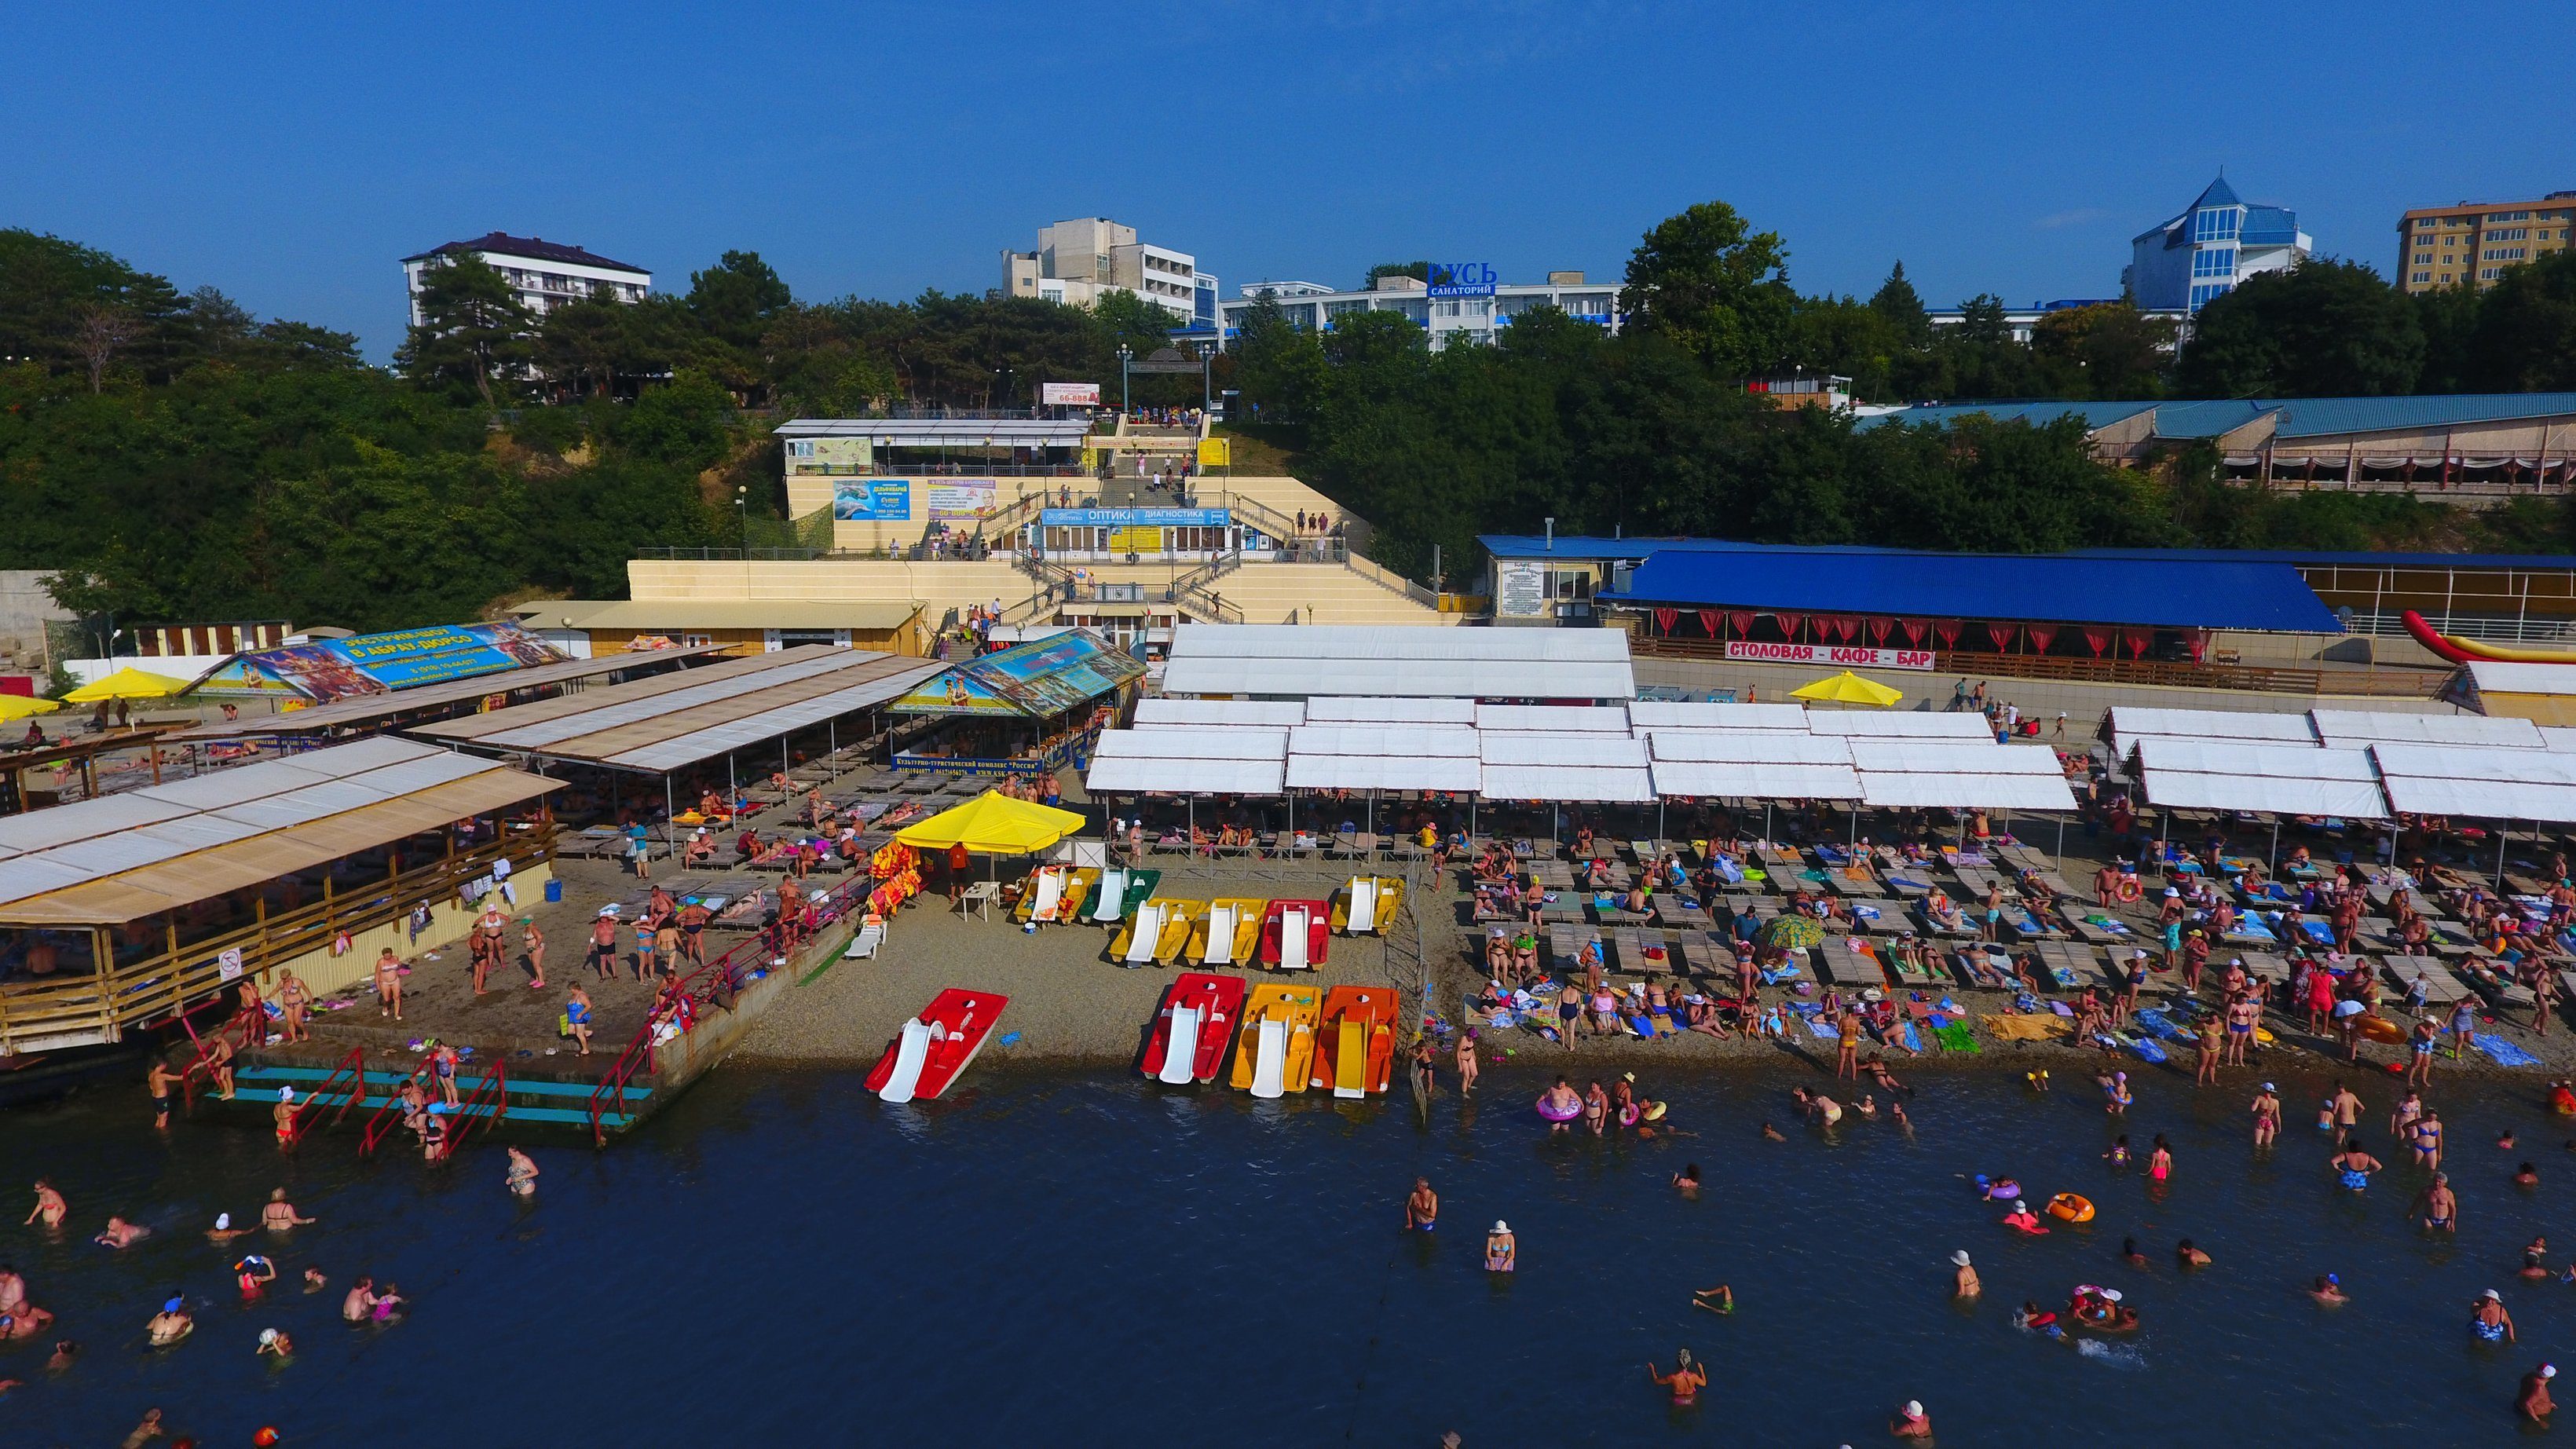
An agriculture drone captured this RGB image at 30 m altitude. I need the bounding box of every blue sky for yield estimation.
[8,1,2572,359]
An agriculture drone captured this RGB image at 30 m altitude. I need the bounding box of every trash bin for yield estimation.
[544,879,563,903]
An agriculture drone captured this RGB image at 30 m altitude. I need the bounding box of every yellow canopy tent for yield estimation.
[0,694,61,722]
[1790,671,1904,708]
[895,790,1088,855]
[64,667,192,703]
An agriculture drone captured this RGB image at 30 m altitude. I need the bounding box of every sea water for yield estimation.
[2,1063,2566,1446]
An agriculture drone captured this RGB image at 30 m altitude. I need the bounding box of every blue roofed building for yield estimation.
[2124,174,2312,314]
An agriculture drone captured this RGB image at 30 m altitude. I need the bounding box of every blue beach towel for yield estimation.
[1808,1018,1842,1041]
[1901,1022,1925,1053]
[2472,1034,2545,1068]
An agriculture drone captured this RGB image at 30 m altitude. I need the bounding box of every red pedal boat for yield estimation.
[1259,898,1330,969]
[866,989,1009,1103]
[1308,984,1397,1098]
[1142,972,1248,1085]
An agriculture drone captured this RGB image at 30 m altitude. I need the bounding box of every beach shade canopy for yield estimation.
[64,667,192,703]
[0,694,62,721]
[895,790,1087,855]
[1789,671,1904,708]
[1755,914,1824,950]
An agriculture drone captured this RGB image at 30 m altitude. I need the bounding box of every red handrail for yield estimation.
[284,1045,367,1147]
[439,1062,510,1158]
[584,862,878,1143]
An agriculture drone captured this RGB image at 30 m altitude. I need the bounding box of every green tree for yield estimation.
[1868,262,1934,349]
[1229,295,1326,423]
[613,371,736,471]
[2412,283,2483,393]
[2174,261,2424,397]
[1363,261,1429,289]
[2031,302,2175,399]
[685,250,792,350]
[394,253,533,411]
[1616,200,1795,378]
[2468,251,2576,390]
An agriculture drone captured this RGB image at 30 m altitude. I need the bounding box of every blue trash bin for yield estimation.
[544,879,564,903]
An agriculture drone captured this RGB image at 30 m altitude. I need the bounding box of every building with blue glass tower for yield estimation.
[2124,175,2312,314]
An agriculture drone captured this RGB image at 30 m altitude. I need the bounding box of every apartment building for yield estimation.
[1217,269,1621,352]
[1001,218,1217,326]
[2396,191,2576,293]
[402,232,649,327]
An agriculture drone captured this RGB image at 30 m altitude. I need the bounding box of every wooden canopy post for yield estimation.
[91,925,117,1041]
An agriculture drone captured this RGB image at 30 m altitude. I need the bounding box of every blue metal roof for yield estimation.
[1605,546,2343,634]
[2193,174,2242,210]
[1483,534,2576,574]
[2150,400,2276,438]
[1851,401,2155,434]
[2240,204,2301,245]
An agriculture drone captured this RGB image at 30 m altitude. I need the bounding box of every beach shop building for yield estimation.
[888,629,1143,781]
[0,737,561,1059]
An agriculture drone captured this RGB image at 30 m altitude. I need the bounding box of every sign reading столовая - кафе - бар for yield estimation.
[1724,642,1935,671]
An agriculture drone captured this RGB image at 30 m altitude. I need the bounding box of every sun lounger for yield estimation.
[2384,957,2470,1007]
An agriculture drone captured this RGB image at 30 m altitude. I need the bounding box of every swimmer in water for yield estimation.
[2252,1083,2281,1148]
[206,1213,251,1244]
[2015,1301,2064,1338]
[24,1180,67,1231]
[1890,1099,1911,1130]
[1890,1400,1934,1439]
[2501,1129,2519,1151]
[2473,1288,2517,1344]
[1691,1283,1734,1315]
[1483,1221,1515,1274]
[1404,1177,1438,1233]
[1539,1079,1581,1136]
[93,1217,149,1250]
[2311,1273,2347,1305]
[2148,1135,2175,1185]
[302,1268,327,1293]
[1671,1163,1702,1195]
[1760,1122,1785,1141]
[2121,1237,2148,1268]
[2415,1172,2460,1231]
[2025,1069,2051,1092]
[2523,1363,2558,1424]
[1648,1348,1706,1406]
[1979,1176,2022,1202]
[2177,1239,2211,1268]
[2104,1135,2131,1167]
[2523,1237,2552,1280]
[145,1297,192,1345]
[2517,1162,2541,1187]
[505,1147,539,1198]
[2105,1071,2132,1116]
[2001,1201,2047,1233]
[1952,1250,1980,1298]
[2333,1139,2383,1192]
[342,1277,378,1323]
[255,1326,292,1359]
[1853,1094,1878,1121]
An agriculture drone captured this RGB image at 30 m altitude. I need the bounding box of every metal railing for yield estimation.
[359,1055,433,1158]
[284,1046,368,1147]
[439,1060,510,1158]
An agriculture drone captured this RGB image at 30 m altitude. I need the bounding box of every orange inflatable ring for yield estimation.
[2046,1192,2095,1224]
[2357,1014,2403,1045]
[2115,878,2142,903]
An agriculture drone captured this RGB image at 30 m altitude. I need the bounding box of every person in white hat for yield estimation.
[2520,1362,2557,1422]
[271,1087,298,1145]
[1951,1250,1979,1298]
[2475,1289,2517,1343]
[1890,1399,1932,1437]
[1483,1220,1515,1275]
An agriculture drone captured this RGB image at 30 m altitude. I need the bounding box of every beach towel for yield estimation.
[1850,904,1883,923]
[2472,1034,2545,1067]
[1983,1014,2071,1041]
[2125,1034,2169,1065]
[1808,1017,1842,1041]
[1901,1022,1925,1053]
[2048,999,2075,1017]
[1933,1024,1981,1053]
[2133,1008,2189,1042]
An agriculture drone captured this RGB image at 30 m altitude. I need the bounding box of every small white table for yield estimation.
[960,880,1001,921]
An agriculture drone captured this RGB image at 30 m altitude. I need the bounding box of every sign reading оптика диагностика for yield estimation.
[1723,642,1936,671]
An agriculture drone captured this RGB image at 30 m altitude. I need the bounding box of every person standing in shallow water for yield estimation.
[1404,1177,1437,1232]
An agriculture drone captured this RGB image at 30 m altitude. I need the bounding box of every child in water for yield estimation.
[2104,1135,2131,1167]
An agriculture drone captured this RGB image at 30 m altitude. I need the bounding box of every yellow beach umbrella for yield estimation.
[1790,670,1905,708]
[895,789,1088,856]
[64,666,192,703]
[0,694,60,721]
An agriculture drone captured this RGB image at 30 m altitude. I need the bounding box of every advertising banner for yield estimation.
[1040,382,1100,406]
[925,479,1000,523]
[1493,559,1549,619]
[1038,507,1229,529]
[832,479,912,521]
[240,622,568,701]
[1723,641,1936,671]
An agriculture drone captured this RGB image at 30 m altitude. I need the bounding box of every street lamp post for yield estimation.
[1118,346,1132,416]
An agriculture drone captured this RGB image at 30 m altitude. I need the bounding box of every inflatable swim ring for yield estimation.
[1643,1100,1668,1122]
[1619,1104,1641,1126]
[1536,1096,1580,1122]
[2003,1215,2051,1235]
[2115,877,2142,903]
[2357,1014,2403,1045]
[1974,1174,2022,1200]
[2046,1193,2095,1224]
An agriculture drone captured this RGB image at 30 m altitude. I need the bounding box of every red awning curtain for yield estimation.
[1727,611,1754,638]
[1833,616,1859,642]
[1654,607,1678,635]
[1901,619,1929,646]
[1866,617,1892,644]
[1773,612,1806,640]
[2025,625,2058,654]
[2186,629,2210,662]
[2122,629,2152,658]
[1986,623,2016,653]
[1935,620,1961,649]
[1699,609,1720,638]
[2083,628,2109,657]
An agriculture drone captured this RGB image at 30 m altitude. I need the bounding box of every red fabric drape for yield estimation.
[1773,612,1806,640]
[1986,623,2016,652]
[1867,617,1892,644]
[2083,628,2109,657]
[1699,609,1720,638]
[2186,630,2208,662]
[1727,611,1754,637]
[2123,628,2151,658]
[1901,619,1929,646]
[2025,625,2057,654]
[1833,616,1859,642]
[1653,607,1678,635]
[1935,620,1961,649]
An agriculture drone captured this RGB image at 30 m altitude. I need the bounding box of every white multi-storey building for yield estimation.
[1216,269,1620,351]
[1001,218,1217,327]
[2124,176,2311,315]
[402,232,651,327]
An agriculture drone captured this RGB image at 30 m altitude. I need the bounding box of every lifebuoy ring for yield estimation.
[1536,1096,1580,1122]
[2047,1192,2096,1224]
[2115,878,2142,903]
